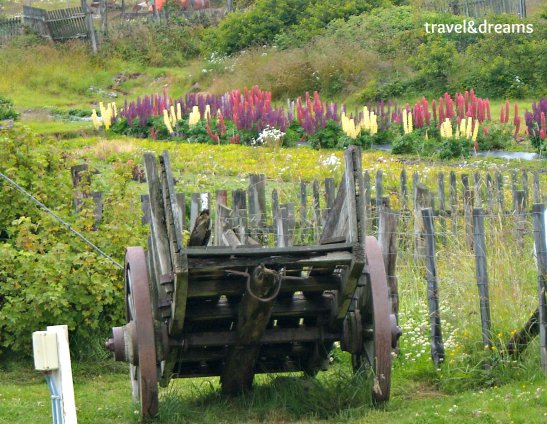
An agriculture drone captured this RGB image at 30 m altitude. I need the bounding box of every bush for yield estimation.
[204,0,387,55]
[0,126,145,356]
[438,138,471,160]
[309,119,344,149]
[104,21,203,66]
[0,96,19,121]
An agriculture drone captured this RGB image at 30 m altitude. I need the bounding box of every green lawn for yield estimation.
[1,358,545,423]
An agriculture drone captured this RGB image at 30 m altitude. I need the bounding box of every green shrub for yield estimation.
[0,126,145,356]
[0,96,19,121]
[309,119,344,149]
[284,120,305,147]
[391,131,423,155]
[438,138,471,160]
[204,0,388,55]
[476,123,513,151]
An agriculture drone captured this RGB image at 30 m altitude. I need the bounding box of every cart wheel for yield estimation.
[352,236,392,404]
[125,247,159,419]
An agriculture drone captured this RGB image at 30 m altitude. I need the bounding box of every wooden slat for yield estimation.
[186,294,333,322]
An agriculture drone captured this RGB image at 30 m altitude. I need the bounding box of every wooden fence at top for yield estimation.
[422,0,527,18]
[22,5,89,41]
[0,17,23,45]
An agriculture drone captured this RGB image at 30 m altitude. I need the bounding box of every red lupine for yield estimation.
[432,99,437,123]
[486,99,491,121]
[500,107,505,124]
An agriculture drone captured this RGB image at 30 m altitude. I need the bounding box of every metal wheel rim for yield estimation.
[125,247,159,419]
[351,236,392,403]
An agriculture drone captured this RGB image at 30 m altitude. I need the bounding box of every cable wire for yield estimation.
[0,170,124,270]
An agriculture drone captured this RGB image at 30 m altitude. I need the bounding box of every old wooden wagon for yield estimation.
[106,145,401,418]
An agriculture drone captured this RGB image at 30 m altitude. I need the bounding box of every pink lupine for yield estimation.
[486,99,491,121]
[513,103,519,126]
[218,111,226,135]
[514,115,521,140]
[483,126,489,137]
[432,99,437,123]
[541,112,546,139]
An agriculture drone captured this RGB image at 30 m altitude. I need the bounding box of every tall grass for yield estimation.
[0,42,125,108]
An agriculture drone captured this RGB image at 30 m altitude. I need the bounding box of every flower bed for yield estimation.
[92,87,546,158]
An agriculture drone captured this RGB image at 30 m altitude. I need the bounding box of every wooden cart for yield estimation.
[106,146,401,418]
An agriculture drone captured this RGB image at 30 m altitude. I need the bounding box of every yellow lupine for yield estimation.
[205,105,211,120]
[170,105,177,126]
[363,106,370,130]
[341,112,360,139]
[163,109,174,134]
[466,117,473,139]
[91,109,101,130]
[407,111,413,133]
[176,102,182,121]
[459,118,466,137]
[472,119,479,142]
[189,106,201,127]
[440,118,452,139]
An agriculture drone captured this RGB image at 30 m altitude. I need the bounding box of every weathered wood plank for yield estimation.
[422,208,445,367]
[473,208,492,349]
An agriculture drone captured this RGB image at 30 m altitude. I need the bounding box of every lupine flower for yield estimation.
[189,106,201,127]
[163,110,174,134]
[91,109,101,130]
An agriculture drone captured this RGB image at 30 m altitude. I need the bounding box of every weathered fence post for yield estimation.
[473,208,492,349]
[532,172,542,204]
[232,189,247,244]
[486,173,494,214]
[514,190,526,249]
[450,171,457,235]
[323,177,335,222]
[522,170,529,210]
[474,172,482,208]
[312,179,322,242]
[81,0,98,53]
[400,168,408,211]
[414,183,431,260]
[437,172,446,243]
[462,174,473,249]
[299,181,308,243]
[248,174,266,241]
[214,190,229,246]
[421,207,445,367]
[532,204,547,374]
[496,171,504,213]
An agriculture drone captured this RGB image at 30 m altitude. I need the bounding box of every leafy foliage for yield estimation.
[204,0,388,55]
[308,119,344,149]
[0,126,145,356]
[0,96,19,121]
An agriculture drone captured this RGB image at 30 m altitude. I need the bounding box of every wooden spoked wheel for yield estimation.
[125,247,159,419]
[351,236,392,404]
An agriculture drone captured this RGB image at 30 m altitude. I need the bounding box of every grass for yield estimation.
[0,353,545,423]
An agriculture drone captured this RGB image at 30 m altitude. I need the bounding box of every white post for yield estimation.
[47,325,78,424]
